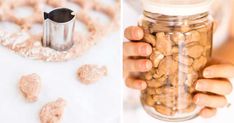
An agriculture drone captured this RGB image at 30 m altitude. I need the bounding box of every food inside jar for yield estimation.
[140,18,213,116]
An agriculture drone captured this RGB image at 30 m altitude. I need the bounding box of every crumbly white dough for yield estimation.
[40,98,66,123]
[77,64,107,84]
[19,73,41,102]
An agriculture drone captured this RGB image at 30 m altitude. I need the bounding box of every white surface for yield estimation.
[212,0,232,48]
[0,30,121,123]
[123,1,234,123]
[142,0,214,16]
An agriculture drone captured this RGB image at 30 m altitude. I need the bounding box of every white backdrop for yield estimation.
[0,32,121,123]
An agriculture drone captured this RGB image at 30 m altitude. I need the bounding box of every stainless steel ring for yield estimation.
[43,8,76,51]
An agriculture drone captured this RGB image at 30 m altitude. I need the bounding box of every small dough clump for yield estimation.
[77,64,107,84]
[40,98,66,123]
[19,73,41,102]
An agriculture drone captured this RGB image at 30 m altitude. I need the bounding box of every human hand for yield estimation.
[123,26,152,90]
[123,26,233,118]
[193,58,233,118]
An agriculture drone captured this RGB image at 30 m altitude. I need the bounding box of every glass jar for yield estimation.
[139,0,214,122]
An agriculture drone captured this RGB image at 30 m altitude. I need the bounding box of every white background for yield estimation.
[123,1,234,123]
[0,32,121,123]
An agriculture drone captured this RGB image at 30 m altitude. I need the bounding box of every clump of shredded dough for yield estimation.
[40,98,66,123]
[0,0,120,62]
[77,64,107,84]
[19,73,41,102]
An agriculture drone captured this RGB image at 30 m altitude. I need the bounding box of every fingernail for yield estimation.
[140,45,151,56]
[203,69,211,77]
[195,81,204,91]
[138,60,152,71]
[145,60,152,70]
[195,82,200,91]
[145,45,152,55]
[136,27,144,40]
[140,45,147,55]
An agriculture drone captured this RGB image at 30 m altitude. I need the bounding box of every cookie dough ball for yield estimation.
[40,98,66,123]
[19,73,41,102]
[77,64,107,84]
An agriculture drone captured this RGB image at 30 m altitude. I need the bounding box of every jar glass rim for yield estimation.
[142,0,214,16]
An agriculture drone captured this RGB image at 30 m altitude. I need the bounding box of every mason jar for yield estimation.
[139,0,214,122]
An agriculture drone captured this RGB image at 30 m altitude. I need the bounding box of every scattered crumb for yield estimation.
[77,64,107,84]
[40,98,66,123]
[19,73,41,102]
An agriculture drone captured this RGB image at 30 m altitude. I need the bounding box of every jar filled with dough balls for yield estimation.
[139,0,214,122]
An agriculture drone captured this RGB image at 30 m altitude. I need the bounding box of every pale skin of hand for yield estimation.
[123,26,233,118]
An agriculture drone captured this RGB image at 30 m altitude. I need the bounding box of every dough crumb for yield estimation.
[19,73,41,102]
[40,98,66,123]
[77,64,107,84]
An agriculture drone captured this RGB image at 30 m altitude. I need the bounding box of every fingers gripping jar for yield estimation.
[139,0,214,122]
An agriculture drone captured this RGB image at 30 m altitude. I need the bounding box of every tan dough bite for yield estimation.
[19,73,41,102]
[77,64,107,84]
[40,98,66,123]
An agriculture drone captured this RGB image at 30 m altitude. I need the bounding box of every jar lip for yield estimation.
[142,0,214,16]
[141,12,211,28]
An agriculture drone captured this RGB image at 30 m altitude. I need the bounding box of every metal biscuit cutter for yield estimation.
[43,8,76,51]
